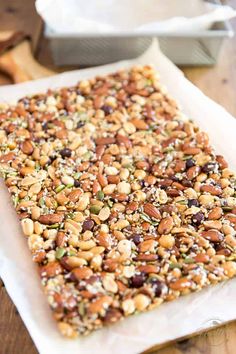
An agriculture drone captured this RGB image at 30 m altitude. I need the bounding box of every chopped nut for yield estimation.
[102,275,118,293]
[21,218,34,236]
[159,234,175,249]
[117,181,131,194]
[61,175,74,186]
[122,298,135,315]
[72,267,93,280]
[134,294,150,311]
[77,193,90,211]
[117,239,132,254]
[98,206,111,221]
[78,240,96,251]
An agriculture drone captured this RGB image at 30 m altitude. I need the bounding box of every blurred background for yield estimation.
[0,0,235,114]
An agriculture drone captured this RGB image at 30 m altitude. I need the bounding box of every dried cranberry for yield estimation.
[149,278,166,297]
[188,199,199,207]
[140,180,146,188]
[74,180,80,187]
[171,176,180,182]
[86,275,101,285]
[42,122,48,131]
[103,309,122,324]
[130,273,146,288]
[202,162,216,173]
[190,244,199,253]
[82,219,94,232]
[192,211,204,225]
[60,148,72,158]
[186,159,195,168]
[77,121,85,128]
[131,234,142,245]
[213,243,224,251]
[101,105,113,115]
[182,179,192,187]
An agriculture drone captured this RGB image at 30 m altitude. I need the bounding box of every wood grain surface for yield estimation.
[0,1,236,354]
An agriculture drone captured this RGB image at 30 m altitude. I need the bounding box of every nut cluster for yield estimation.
[0,65,236,337]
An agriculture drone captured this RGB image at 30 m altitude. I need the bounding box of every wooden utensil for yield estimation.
[0,31,55,83]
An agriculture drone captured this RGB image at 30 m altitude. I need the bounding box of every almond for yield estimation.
[166,189,181,197]
[158,216,174,234]
[201,184,222,196]
[19,166,34,176]
[72,267,93,280]
[32,249,46,263]
[208,207,222,220]
[194,253,210,263]
[97,173,108,187]
[95,137,116,145]
[56,231,67,247]
[40,261,63,278]
[134,254,158,262]
[174,160,186,172]
[139,239,157,252]
[169,278,192,291]
[0,152,15,163]
[103,259,118,272]
[196,131,209,145]
[126,201,139,213]
[39,213,64,225]
[137,264,159,273]
[143,203,161,219]
[88,296,113,314]
[107,175,120,184]
[102,275,118,293]
[116,134,132,148]
[97,232,112,248]
[68,189,82,202]
[130,118,148,130]
[55,129,68,139]
[110,192,128,202]
[95,145,105,159]
[201,229,224,243]
[186,166,200,180]
[225,214,236,224]
[21,140,34,155]
[216,155,228,169]
[183,147,201,155]
[203,220,222,230]
[61,256,87,270]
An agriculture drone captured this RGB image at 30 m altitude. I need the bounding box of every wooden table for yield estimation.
[0,1,236,353]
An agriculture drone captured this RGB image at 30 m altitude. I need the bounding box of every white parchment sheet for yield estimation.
[0,41,236,354]
[36,0,236,33]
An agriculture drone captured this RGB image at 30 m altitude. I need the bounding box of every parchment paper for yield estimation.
[36,0,236,34]
[0,40,236,354]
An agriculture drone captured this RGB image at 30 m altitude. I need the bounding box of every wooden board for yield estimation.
[0,1,236,353]
[0,0,42,52]
[0,0,43,84]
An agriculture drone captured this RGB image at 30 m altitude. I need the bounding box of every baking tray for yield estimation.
[45,1,234,66]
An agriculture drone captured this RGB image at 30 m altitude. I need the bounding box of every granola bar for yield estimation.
[0,66,236,337]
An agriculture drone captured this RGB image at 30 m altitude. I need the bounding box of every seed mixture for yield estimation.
[0,65,236,338]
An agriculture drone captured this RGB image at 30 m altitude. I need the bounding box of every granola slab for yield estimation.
[0,66,236,337]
